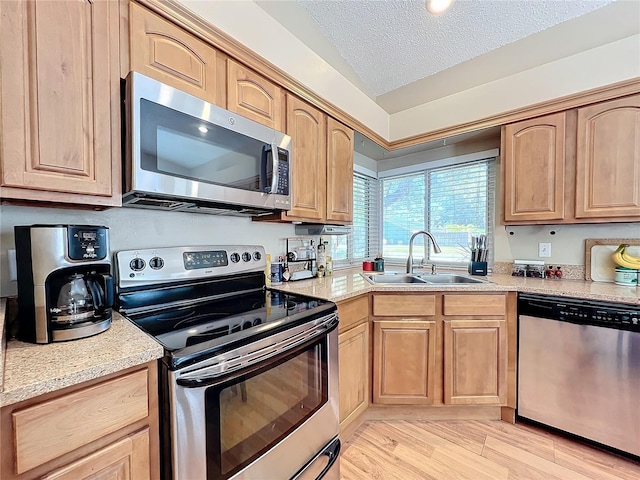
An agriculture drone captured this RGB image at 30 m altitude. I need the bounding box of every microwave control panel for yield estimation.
[275,156,289,195]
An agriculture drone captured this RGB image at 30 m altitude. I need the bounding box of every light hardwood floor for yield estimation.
[340,420,640,480]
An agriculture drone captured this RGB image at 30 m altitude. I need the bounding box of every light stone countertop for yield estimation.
[2,267,638,407]
[272,267,640,305]
[0,311,163,407]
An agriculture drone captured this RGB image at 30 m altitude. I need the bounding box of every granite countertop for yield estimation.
[1,267,637,407]
[0,311,163,407]
[272,267,640,305]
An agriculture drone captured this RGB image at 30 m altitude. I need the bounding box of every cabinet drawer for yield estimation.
[443,294,506,316]
[372,295,436,317]
[337,295,368,333]
[13,369,149,474]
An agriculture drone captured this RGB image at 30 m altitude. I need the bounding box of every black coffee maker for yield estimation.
[15,225,114,343]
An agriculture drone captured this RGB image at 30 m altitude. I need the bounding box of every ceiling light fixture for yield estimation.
[426,0,453,15]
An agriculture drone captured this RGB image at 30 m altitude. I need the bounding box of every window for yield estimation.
[381,159,496,267]
[329,171,379,265]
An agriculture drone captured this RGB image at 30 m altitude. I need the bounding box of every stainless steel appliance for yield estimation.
[518,294,640,457]
[14,225,114,343]
[123,72,292,216]
[115,245,340,480]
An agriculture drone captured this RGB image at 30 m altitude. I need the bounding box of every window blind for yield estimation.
[331,172,379,265]
[382,159,496,267]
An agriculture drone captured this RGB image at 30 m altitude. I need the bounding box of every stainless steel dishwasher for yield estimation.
[517,294,640,457]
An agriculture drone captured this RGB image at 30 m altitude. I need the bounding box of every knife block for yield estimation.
[468,261,487,276]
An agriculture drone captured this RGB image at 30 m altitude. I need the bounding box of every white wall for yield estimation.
[178,0,390,139]
[0,205,295,297]
[391,34,640,140]
[495,223,640,266]
[176,0,639,143]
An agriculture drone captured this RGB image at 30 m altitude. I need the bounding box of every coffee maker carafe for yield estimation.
[15,225,114,343]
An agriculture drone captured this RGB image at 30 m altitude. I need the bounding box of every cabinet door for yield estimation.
[576,94,640,219]
[443,319,507,405]
[129,2,219,105]
[0,0,120,205]
[326,118,354,224]
[502,112,567,222]
[285,95,327,221]
[338,322,369,431]
[373,320,436,405]
[43,429,150,480]
[227,59,283,130]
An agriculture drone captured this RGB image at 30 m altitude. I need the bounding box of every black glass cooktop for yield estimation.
[126,289,332,352]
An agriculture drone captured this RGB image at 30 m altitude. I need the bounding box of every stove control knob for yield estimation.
[253,251,262,261]
[230,253,240,263]
[242,252,252,262]
[130,258,146,271]
[253,318,262,326]
[243,321,253,330]
[149,257,164,270]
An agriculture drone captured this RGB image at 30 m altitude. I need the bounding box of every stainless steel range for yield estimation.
[115,245,340,480]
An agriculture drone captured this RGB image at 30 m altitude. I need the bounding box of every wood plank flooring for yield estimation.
[340,420,640,480]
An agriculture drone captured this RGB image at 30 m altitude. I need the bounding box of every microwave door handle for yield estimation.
[270,142,279,194]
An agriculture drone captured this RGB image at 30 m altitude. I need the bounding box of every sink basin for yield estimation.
[362,273,428,284]
[417,274,487,284]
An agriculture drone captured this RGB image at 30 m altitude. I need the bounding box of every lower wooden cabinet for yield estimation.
[372,320,436,405]
[443,319,507,405]
[42,428,150,480]
[338,322,369,429]
[0,363,158,480]
[337,296,370,434]
[370,292,511,408]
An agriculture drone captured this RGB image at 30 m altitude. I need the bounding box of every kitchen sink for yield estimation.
[362,273,428,284]
[417,274,488,284]
[362,272,488,285]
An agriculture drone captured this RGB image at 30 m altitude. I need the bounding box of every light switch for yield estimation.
[538,242,551,258]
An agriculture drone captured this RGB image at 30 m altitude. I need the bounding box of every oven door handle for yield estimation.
[292,437,341,480]
[176,315,338,388]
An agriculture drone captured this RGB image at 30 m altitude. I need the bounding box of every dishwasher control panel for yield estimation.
[518,294,640,332]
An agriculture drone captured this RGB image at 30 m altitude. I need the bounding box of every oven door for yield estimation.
[167,314,339,480]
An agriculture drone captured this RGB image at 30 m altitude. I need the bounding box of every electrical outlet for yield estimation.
[538,242,551,258]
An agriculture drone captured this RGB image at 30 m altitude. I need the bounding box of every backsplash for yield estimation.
[494,223,640,266]
[492,262,585,280]
[0,205,296,297]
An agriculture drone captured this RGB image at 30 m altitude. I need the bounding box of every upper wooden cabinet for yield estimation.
[575,94,640,219]
[502,94,640,224]
[502,112,567,222]
[261,97,354,224]
[128,2,221,106]
[326,118,354,224]
[0,0,121,207]
[227,59,284,130]
[284,95,327,221]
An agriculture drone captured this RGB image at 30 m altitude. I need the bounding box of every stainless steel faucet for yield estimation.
[406,231,442,274]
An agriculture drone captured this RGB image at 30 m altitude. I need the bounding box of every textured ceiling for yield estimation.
[256,0,626,106]
[295,0,615,97]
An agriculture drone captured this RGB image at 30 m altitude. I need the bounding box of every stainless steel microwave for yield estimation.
[123,72,291,216]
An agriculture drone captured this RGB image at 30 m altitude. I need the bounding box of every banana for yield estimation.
[620,245,640,268]
[611,244,640,270]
